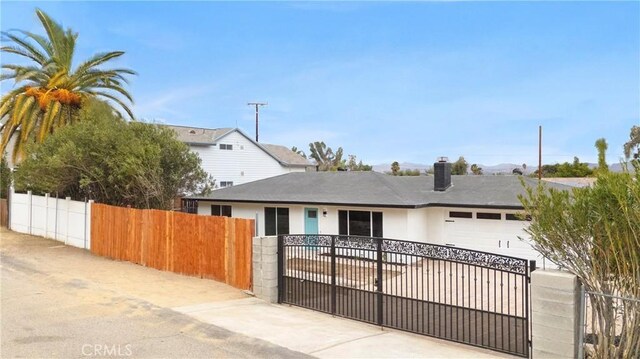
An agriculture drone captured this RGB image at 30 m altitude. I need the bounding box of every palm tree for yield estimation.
[1,9,135,162]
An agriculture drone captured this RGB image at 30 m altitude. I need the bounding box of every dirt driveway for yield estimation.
[0,228,306,358]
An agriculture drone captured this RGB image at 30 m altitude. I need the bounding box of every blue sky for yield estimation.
[1,1,639,167]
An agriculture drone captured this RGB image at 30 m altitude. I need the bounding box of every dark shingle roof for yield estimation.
[190,172,573,209]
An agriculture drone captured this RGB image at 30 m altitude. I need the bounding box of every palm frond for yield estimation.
[74,51,125,76]
[35,9,66,66]
[87,90,135,120]
[88,84,134,103]
[1,31,48,65]
[1,45,46,64]
[16,30,54,57]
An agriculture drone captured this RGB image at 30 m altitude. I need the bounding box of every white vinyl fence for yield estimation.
[9,189,92,249]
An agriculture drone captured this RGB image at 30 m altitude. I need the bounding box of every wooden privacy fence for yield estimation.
[90,203,254,290]
[0,198,7,227]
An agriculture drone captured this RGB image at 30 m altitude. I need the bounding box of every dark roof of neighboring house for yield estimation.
[188,171,573,209]
[165,125,311,168]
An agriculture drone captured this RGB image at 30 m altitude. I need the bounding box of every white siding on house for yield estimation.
[190,131,306,187]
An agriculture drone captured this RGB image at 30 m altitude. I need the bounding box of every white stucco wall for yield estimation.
[197,201,413,239]
[189,131,306,187]
[195,200,551,267]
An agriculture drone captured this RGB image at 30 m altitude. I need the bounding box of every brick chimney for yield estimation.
[434,157,451,191]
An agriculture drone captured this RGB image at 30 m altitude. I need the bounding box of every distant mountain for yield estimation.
[372,161,625,175]
[372,162,531,175]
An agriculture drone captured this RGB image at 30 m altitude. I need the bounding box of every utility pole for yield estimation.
[247,102,267,142]
[538,125,542,181]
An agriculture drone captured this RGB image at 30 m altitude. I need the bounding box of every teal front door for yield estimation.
[304,208,319,235]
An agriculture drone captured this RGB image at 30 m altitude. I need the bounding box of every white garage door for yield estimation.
[443,210,555,269]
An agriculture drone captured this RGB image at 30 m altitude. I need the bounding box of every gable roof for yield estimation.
[189,171,573,209]
[167,124,233,145]
[166,125,311,168]
[260,144,311,166]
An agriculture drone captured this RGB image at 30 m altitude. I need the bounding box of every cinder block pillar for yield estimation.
[531,270,581,358]
[252,236,278,303]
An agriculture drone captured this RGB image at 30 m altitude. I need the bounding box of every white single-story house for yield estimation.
[167,125,314,188]
[187,161,570,267]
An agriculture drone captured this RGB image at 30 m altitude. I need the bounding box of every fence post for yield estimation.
[376,237,383,327]
[54,193,58,240]
[277,235,283,303]
[577,284,586,359]
[7,185,12,230]
[527,259,536,354]
[531,270,581,358]
[65,197,71,245]
[86,200,93,250]
[44,193,49,238]
[330,235,337,315]
[28,190,32,235]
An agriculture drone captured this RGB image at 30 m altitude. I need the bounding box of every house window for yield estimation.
[449,211,472,219]
[220,144,233,150]
[477,212,501,220]
[220,181,233,188]
[182,199,198,214]
[211,205,232,217]
[338,210,383,237]
[506,213,532,221]
[265,207,289,236]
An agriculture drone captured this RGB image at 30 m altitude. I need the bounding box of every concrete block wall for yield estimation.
[252,236,278,303]
[531,270,581,358]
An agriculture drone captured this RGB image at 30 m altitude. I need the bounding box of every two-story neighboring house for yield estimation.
[167,125,314,189]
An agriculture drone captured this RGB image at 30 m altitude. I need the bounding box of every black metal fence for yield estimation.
[578,289,640,358]
[278,234,535,358]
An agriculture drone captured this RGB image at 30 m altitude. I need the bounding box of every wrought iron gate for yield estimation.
[277,234,535,357]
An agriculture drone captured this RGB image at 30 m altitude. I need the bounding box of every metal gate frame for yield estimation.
[278,234,536,357]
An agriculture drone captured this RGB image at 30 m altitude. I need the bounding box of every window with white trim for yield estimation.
[219,181,233,188]
[220,144,233,150]
[265,207,289,236]
[338,210,383,237]
[211,205,232,217]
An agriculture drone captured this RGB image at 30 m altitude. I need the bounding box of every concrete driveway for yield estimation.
[1,228,306,358]
[1,228,515,358]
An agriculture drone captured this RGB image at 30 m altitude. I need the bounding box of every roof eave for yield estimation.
[183,197,524,210]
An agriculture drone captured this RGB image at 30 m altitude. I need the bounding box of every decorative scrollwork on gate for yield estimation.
[334,235,377,251]
[282,234,332,247]
[381,239,527,274]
